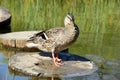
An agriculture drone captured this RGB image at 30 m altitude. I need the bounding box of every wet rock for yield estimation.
[8,52,98,78]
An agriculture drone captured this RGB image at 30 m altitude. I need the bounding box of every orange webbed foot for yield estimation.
[53,57,63,67]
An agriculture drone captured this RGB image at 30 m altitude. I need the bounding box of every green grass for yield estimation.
[0,0,120,60]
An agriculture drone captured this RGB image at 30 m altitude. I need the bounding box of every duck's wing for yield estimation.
[28,27,64,41]
[30,31,45,39]
[45,27,65,38]
[26,27,66,52]
[27,31,48,43]
[27,27,64,45]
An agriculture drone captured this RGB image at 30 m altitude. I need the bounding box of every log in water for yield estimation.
[0,31,40,49]
[0,7,11,33]
[0,7,11,26]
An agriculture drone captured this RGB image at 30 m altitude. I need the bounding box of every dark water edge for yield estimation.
[0,25,11,33]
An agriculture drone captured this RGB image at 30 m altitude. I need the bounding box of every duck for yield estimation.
[26,13,79,66]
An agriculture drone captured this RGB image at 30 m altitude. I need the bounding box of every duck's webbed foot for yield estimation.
[55,57,63,65]
[53,57,63,67]
[52,49,63,67]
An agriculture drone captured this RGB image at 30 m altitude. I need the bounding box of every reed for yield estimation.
[0,0,119,32]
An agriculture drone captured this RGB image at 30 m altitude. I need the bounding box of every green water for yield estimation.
[0,0,120,80]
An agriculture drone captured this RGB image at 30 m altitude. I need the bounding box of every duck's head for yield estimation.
[64,13,74,26]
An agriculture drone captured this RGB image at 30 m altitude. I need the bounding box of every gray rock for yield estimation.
[9,52,98,78]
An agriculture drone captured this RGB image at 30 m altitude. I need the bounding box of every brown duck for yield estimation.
[26,13,79,66]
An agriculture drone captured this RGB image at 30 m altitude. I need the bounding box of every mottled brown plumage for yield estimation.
[26,13,79,66]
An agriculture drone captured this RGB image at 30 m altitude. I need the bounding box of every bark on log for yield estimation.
[0,31,40,49]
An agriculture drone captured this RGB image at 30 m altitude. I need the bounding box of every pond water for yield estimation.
[0,33,120,80]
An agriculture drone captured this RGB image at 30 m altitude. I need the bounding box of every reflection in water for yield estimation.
[29,76,61,80]
[0,53,28,80]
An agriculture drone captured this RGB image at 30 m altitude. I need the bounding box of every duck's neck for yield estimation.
[64,22,79,46]
[65,23,77,33]
[64,22,79,41]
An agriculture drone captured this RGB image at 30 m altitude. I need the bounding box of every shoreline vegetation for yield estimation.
[0,0,119,33]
